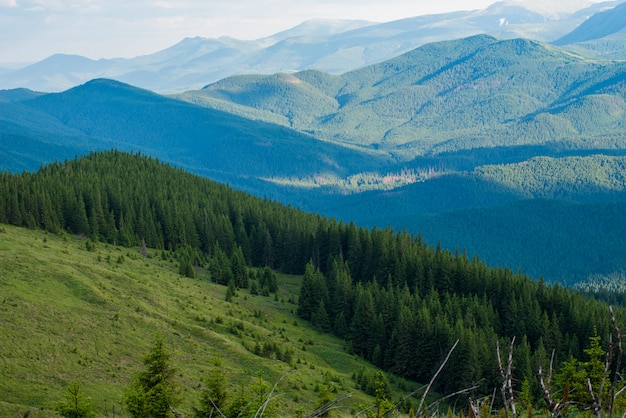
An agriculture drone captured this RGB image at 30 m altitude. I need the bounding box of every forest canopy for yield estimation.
[0,150,622,405]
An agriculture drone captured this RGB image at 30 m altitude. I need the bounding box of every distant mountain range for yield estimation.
[177,34,626,159]
[3,31,626,283]
[555,1,626,44]
[1,0,625,93]
[554,1,626,58]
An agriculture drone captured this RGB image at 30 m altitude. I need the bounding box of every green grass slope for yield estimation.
[0,224,400,417]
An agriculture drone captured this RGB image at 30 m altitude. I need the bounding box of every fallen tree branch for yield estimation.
[306,393,353,418]
[416,339,460,416]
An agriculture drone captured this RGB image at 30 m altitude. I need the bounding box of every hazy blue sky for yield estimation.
[0,0,603,65]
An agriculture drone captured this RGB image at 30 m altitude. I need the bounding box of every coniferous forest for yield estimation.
[1,151,625,414]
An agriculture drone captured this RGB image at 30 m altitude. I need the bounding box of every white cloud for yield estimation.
[513,0,599,14]
[153,1,183,9]
[0,0,17,6]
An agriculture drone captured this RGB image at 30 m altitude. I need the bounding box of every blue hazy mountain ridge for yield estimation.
[3,34,626,284]
[554,1,626,45]
[0,78,389,184]
[0,88,45,103]
[552,1,626,60]
[0,1,621,93]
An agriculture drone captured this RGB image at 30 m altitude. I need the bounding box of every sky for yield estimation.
[0,0,604,66]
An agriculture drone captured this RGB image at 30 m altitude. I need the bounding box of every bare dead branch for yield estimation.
[468,390,495,418]
[497,340,506,412]
[538,365,556,413]
[468,398,480,418]
[204,395,228,418]
[610,305,624,418]
[497,337,517,418]
[306,393,353,418]
[548,349,555,386]
[586,377,601,418]
[489,387,497,417]
[169,406,182,418]
[382,384,427,418]
[614,383,626,399]
[419,385,479,418]
[254,370,294,418]
[595,332,612,416]
[416,339,460,416]
[506,337,517,418]
[354,404,376,417]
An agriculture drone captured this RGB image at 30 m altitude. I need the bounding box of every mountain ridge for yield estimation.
[182,35,626,159]
[1,1,622,93]
[2,78,390,186]
[555,1,626,45]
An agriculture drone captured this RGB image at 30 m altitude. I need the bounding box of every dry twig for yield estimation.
[416,339,460,416]
[306,393,353,418]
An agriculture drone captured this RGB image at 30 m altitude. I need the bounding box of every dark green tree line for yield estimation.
[298,254,618,401]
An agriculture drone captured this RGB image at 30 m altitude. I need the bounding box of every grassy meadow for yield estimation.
[0,223,414,417]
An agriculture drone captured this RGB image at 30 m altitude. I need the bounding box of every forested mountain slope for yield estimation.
[554,1,626,59]
[0,78,388,186]
[179,34,626,159]
[315,154,626,283]
[4,36,626,285]
[1,151,624,415]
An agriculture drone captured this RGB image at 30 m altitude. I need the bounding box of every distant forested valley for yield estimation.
[3,34,626,285]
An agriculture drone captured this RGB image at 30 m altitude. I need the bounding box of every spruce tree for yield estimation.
[55,382,96,418]
[125,334,180,418]
[194,364,228,417]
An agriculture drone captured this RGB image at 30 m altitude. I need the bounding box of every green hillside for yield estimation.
[0,223,399,417]
[3,151,626,416]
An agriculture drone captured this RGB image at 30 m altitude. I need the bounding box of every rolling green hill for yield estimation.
[179,35,626,158]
